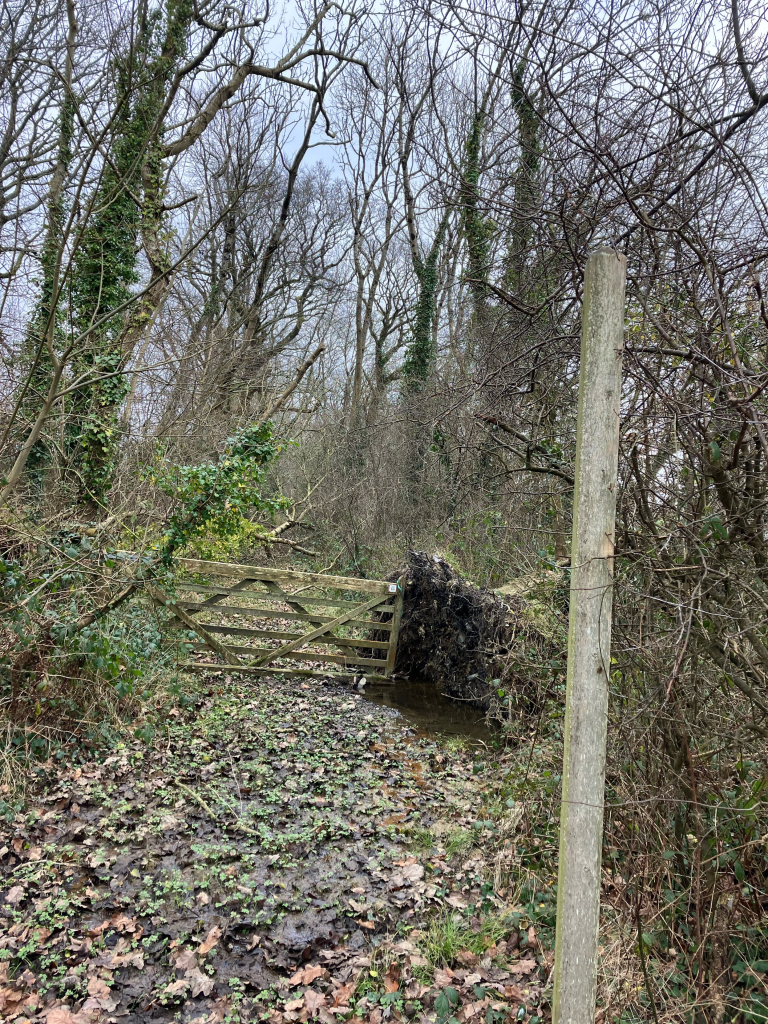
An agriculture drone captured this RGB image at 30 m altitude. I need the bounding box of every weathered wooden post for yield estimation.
[552,246,626,1024]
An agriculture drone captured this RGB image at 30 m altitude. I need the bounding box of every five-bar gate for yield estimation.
[158,558,405,682]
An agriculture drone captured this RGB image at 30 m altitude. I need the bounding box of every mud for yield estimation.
[0,673,547,1024]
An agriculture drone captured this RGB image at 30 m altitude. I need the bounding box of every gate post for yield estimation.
[552,247,626,1024]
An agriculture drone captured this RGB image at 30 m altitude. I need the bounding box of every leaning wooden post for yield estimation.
[552,246,626,1024]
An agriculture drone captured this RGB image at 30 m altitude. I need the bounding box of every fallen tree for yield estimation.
[371,551,511,708]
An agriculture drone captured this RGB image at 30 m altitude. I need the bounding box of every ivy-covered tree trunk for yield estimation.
[67,0,192,508]
[460,111,493,328]
[402,211,449,392]
[505,59,540,296]
[18,0,77,486]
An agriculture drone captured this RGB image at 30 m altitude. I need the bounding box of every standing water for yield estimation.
[360,678,494,741]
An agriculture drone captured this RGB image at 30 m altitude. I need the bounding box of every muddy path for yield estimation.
[1,674,548,1024]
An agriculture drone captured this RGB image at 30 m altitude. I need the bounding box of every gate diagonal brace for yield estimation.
[250,593,392,668]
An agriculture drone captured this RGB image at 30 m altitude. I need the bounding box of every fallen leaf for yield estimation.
[284,997,304,1012]
[87,977,111,999]
[402,863,424,883]
[109,949,144,969]
[527,925,538,949]
[289,964,325,987]
[446,894,467,909]
[187,967,215,998]
[0,988,24,1014]
[434,967,455,987]
[174,949,198,971]
[84,990,119,1014]
[331,982,354,1007]
[384,963,400,994]
[304,990,327,1016]
[91,912,137,937]
[28,846,43,861]
[165,978,190,996]
[504,984,525,1002]
[356,919,375,930]
[509,959,537,977]
[6,885,24,905]
[456,950,479,967]
[46,1008,77,1024]
[198,925,223,955]
[112,913,137,933]
[404,980,428,999]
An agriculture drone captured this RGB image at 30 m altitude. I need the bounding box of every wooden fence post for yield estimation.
[552,246,626,1024]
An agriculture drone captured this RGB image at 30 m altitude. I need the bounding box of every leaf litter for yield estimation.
[0,674,546,1023]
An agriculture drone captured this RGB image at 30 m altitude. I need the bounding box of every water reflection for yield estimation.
[361,679,493,741]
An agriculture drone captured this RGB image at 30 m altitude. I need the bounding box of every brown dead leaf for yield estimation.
[434,967,455,987]
[383,964,400,994]
[331,982,354,1008]
[198,924,223,955]
[304,990,326,1016]
[456,950,479,968]
[90,912,137,937]
[6,885,24,905]
[526,925,538,949]
[356,919,375,930]
[504,984,525,1002]
[187,967,215,998]
[289,964,325,987]
[86,978,109,999]
[83,990,119,1014]
[165,978,190,996]
[404,980,428,999]
[46,1007,78,1024]
[112,913,137,933]
[284,997,304,1012]
[0,987,24,1014]
[446,894,467,909]
[109,949,144,969]
[509,959,537,977]
[28,846,42,861]
[401,863,424,883]
[174,949,198,971]
[368,1008,382,1024]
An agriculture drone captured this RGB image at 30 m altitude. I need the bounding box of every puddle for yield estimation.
[361,679,494,741]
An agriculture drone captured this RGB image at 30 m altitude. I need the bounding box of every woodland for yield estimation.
[1,0,768,1021]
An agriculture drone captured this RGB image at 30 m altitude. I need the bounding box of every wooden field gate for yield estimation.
[159,558,405,682]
